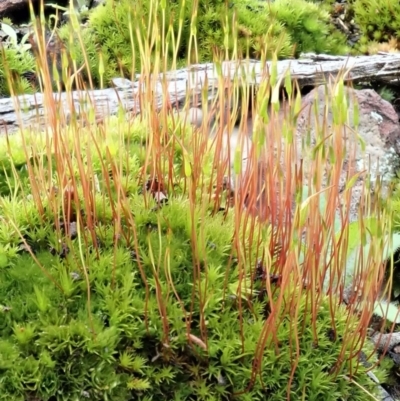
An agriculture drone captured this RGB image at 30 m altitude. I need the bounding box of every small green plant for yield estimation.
[378,86,396,103]
[0,111,389,401]
[0,0,397,399]
[56,0,348,88]
[1,22,32,53]
[0,21,36,96]
[352,0,400,45]
[267,0,348,56]
[46,0,91,24]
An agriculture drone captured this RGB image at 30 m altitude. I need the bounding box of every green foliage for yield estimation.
[0,116,385,400]
[1,23,32,54]
[58,0,195,85]
[300,183,400,324]
[381,183,400,320]
[268,0,348,56]
[0,45,36,97]
[0,21,37,96]
[0,223,384,401]
[344,221,400,323]
[352,0,400,43]
[378,86,396,103]
[59,0,347,87]
[194,0,294,61]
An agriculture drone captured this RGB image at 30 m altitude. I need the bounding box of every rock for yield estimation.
[378,386,396,401]
[175,106,252,191]
[0,0,37,19]
[298,85,400,177]
[296,85,400,221]
[176,85,400,225]
[91,0,106,8]
[372,331,400,354]
[239,85,400,223]
[331,1,362,49]
[0,0,96,21]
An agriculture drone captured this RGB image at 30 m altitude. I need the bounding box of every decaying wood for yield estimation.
[0,0,39,17]
[1,52,400,135]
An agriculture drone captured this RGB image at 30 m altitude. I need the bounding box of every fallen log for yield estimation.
[1,52,400,134]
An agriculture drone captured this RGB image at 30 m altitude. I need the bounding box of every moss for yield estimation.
[0,115,387,400]
[58,0,196,85]
[58,0,347,88]
[0,246,383,400]
[269,0,348,56]
[352,0,400,47]
[0,47,36,97]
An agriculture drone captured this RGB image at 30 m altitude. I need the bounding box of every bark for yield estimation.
[1,52,400,134]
